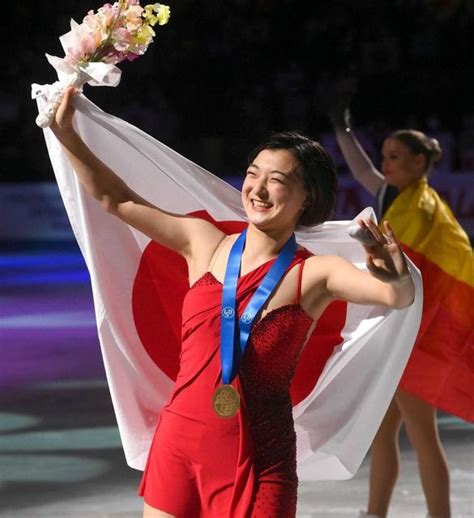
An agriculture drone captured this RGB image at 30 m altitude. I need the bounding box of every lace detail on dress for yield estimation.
[250,471,298,517]
[242,305,312,397]
[190,271,219,290]
[240,305,313,517]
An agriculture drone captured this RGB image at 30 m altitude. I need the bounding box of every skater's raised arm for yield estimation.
[330,107,384,196]
[50,88,224,261]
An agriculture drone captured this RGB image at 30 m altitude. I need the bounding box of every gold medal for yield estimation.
[212,384,240,418]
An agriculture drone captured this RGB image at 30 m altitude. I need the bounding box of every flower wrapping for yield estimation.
[36,0,170,128]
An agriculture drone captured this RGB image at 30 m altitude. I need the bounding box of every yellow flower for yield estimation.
[144,5,154,20]
[134,24,155,45]
[154,4,171,26]
[144,13,159,27]
[143,3,170,26]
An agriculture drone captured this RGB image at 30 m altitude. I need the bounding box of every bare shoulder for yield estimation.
[186,215,226,242]
[298,255,344,318]
[302,254,351,281]
[301,254,363,294]
[301,254,367,312]
[187,216,226,260]
[186,217,227,283]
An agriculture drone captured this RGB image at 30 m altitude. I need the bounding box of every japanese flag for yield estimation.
[33,85,422,481]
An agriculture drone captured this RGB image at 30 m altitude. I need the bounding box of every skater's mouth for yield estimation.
[251,199,273,210]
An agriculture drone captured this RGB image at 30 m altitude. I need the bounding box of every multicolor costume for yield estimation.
[379,178,473,421]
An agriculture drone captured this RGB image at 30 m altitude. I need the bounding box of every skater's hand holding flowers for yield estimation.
[51,87,77,135]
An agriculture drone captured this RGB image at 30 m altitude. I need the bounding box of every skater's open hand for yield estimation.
[359,219,411,284]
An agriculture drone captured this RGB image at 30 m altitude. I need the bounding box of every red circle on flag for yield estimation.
[132,211,347,405]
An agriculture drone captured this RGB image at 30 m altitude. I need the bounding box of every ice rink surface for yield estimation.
[1,249,472,517]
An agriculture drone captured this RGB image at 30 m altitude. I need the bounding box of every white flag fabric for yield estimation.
[32,84,422,481]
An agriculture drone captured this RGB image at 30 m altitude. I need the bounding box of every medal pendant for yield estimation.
[212,384,240,418]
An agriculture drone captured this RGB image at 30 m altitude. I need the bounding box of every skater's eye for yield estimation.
[269,177,284,184]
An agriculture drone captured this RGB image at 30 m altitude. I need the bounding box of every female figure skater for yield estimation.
[51,87,415,518]
[330,103,473,518]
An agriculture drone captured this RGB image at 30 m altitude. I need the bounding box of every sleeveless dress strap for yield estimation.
[207,235,229,273]
[293,260,305,305]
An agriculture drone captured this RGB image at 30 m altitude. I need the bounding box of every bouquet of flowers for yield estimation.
[36,0,170,128]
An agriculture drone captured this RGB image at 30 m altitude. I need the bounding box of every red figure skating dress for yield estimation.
[139,249,313,517]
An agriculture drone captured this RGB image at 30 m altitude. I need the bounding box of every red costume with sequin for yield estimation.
[139,250,312,517]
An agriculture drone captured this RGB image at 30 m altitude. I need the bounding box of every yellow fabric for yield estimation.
[381,177,473,287]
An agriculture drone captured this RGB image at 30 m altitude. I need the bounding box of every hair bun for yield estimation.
[429,138,443,163]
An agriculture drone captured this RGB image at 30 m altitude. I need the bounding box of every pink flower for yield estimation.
[126,52,140,62]
[102,51,123,65]
[123,5,144,31]
[112,27,132,51]
[97,3,117,27]
[83,12,108,43]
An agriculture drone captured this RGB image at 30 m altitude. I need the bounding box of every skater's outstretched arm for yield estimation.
[50,87,224,266]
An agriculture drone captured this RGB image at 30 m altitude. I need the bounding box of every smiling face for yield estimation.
[241,149,308,232]
[381,138,427,191]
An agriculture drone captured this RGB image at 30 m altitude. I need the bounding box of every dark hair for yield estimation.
[249,131,338,226]
[390,129,443,172]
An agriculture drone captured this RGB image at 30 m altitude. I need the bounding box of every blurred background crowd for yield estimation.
[3,0,474,181]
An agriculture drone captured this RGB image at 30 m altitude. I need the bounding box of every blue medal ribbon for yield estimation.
[220,228,297,384]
